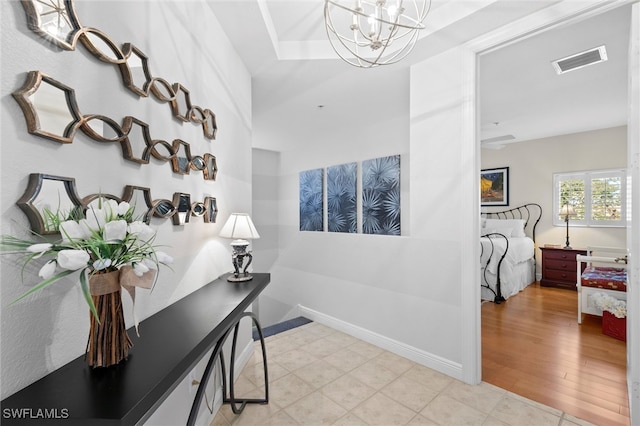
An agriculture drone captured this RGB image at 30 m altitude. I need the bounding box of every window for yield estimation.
[553,169,626,227]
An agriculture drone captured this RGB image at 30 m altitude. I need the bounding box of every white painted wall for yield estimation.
[0,0,253,422]
[253,47,478,379]
[252,148,282,326]
[482,126,627,263]
[626,2,640,419]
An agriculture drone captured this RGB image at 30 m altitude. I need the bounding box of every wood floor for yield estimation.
[482,282,629,426]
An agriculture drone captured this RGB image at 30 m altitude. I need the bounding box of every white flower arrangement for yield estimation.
[590,292,627,318]
[1,198,173,319]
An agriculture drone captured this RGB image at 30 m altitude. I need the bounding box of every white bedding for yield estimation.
[480,235,535,301]
[480,236,534,274]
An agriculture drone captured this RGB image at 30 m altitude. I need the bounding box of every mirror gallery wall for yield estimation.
[0,0,252,399]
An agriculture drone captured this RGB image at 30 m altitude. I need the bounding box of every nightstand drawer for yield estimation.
[545,259,578,272]
[543,269,576,284]
[543,250,579,261]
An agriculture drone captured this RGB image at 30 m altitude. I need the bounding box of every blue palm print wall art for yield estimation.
[362,155,401,235]
[299,168,324,231]
[327,162,357,233]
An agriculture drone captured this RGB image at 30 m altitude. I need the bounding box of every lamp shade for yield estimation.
[559,204,576,217]
[219,213,260,240]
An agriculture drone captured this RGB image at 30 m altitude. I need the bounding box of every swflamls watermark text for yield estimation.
[3,408,69,419]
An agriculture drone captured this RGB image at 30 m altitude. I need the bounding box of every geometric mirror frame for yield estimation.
[13,70,83,144]
[204,196,218,223]
[19,1,219,140]
[16,173,83,235]
[20,0,83,51]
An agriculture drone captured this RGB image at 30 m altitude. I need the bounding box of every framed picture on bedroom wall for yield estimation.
[481,167,509,206]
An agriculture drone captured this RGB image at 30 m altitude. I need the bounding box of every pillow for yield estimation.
[482,227,513,238]
[484,219,526,238]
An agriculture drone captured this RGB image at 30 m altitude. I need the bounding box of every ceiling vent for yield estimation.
[552,45,608,75]
[481,135,516,144]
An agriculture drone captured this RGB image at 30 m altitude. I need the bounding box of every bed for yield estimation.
[480,203,541,303]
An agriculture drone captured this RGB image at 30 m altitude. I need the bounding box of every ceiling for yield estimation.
[207,0,631,152]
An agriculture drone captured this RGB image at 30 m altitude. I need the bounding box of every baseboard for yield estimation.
[297,305,464,381]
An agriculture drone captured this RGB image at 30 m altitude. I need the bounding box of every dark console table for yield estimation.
[1,273,270,425]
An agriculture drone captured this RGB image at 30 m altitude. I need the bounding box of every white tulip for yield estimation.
[84,207,107,232]
[27,243,52,254]
[104,220,127,242]
[142,258,159,270]
[38,260,57,279]
[128,221,156,242]
[132,262,150,277]
[57,250,90,270]
[92,258,112,271]
[155,251,174,265]
[59,221,89,243]
[116,201,131,217]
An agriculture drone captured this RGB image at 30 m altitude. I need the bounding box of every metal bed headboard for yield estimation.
[481,203,542,245]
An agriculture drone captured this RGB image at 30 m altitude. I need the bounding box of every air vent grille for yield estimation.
[552,45,607,75]
[481,135,516,144]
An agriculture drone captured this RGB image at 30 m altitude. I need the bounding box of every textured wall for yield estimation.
[0,2,252,416]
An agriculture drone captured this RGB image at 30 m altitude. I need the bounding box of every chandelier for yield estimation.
[324,0,431,68]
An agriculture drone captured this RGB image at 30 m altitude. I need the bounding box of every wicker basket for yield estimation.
[602,311,626,342]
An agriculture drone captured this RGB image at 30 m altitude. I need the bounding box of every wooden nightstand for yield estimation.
[540,247,587,290]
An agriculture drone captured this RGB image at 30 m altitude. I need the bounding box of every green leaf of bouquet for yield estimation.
[9,269,77,305]
[79,272,99,322]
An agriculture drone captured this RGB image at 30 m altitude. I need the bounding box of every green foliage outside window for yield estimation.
[555,169,625,227]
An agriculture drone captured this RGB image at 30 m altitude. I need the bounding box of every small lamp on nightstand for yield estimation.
[219,213,260,282]
[560,204,576,249]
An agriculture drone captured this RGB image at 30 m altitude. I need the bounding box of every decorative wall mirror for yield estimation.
[16,173,83,235]
[120,43,152,97]
[122,185,153,223]
[80,114,126,143]
[172,193,191,225]
[152,199,176,219]
[204,154,218,181]
[81,192,120,208]
[78,27,125,64]
[13,71,82,143]
[204,197,218,223]
[172,140,192,175]
[20,0,82,51]
[121,116,152,164]
[191,202,206,217]
[191,107,217,140]
[149,78,175,103]
[13,72,217,180]
[20,0,219,140]
[149,138,175,162]
[171,84,192,122]
[16,174,216,234]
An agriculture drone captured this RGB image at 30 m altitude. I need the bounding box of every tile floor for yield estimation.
[211,322,595,426]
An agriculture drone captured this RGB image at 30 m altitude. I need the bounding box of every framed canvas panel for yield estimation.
[481,167,509,206]
[299,168,324,231]
[327,162,357,233]
[362,155,401,235]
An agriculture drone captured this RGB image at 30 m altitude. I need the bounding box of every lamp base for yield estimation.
[227,273,253,282]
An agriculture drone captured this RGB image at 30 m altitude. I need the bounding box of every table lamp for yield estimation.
[559,204,576,249]
[219,213,260,282]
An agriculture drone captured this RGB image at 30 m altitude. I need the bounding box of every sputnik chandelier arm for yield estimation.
[324,0,431,68]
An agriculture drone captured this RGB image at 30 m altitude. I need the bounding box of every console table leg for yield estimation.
[186,327,233,426]
[224,312,269,414]
[187,312,269,424]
